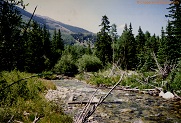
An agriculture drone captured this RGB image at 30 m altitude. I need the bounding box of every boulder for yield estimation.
[163,91,174,99]
[159,91,174,99]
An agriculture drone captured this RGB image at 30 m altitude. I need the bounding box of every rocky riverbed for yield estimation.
[45,79,181,123]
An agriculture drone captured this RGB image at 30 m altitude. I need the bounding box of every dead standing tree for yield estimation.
[152,52,176,80]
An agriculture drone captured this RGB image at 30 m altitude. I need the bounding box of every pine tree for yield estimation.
[159,21,179,64]
[128,23,137,69]
[50,29,64,67]
[136,26,146,52]
[116,23,137,70]
[143,33,159,70]
[57,29,64,51]
[164,0,181,63]
[100,15,111,33]
[95,15,112,65]
[158,27,168,64]
[42,25,51,69]
[166,0,181,39]
[25,22,45,72]
[146,33,159,52]
[0,0,25,71]
[135,26,146,69]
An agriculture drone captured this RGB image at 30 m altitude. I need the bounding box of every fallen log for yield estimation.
[98,86,156,92]
[123,89,156,91]
[68,101,122,105]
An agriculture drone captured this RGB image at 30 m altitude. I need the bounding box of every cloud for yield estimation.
[118,24,125,29]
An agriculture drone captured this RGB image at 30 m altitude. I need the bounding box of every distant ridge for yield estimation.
[17,7,96,44]
[18,7,92,34]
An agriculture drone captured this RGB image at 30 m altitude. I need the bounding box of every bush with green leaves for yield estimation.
[0,70,72,122]
[54,54,78,74]
[121,75,148,89]
[169,60,181,95]
[77,54,102,72]
[0,71,45,106]
[89,75,114,86]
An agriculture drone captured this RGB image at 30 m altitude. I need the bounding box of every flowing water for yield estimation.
[50,79,181,123]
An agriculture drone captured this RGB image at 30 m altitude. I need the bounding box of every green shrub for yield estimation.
[0,70,73,122]
[54,54,78,74]
[121,75,140,88]
[172,72,181,94]
[120,74,154,89]
[89,74,120,86]
[169,60,181,95]
[90,75,112,86]
[0,70,45,106]
[0,98,73,123]
[77,54,102,72]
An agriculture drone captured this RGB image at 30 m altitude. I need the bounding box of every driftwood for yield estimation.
[7,113,40,123]
[32,113,40,123]
[75,74,125,123]
[97,86,156,92]
[75,88,98,122]
[68,101,122,105]
[123,88,156,91]
[8,115,14,123]
[14,120,23,123]
[173,91,181,100]
[152,52,176,79]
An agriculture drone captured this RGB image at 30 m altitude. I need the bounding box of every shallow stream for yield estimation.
[51,79,181,123]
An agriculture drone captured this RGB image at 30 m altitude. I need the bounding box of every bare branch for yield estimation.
[152,52,164,75]
[32,113,40,123]
[22,6,37,37]
[75,88,98,123]
[8,115,14,123]
[14,120,23,123]
[76,73,125,123]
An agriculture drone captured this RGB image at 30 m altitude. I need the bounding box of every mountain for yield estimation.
[17,7,96,44]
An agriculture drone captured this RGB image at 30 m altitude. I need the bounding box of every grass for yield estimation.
[0,70,73,123]
[40,78,57,90]
[75,69,156,90]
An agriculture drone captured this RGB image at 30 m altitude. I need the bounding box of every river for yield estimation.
[46,79,181,123]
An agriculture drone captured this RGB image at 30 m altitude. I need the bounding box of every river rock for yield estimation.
[159,91,174,99]
[163,92,174,99]
[100,113,109,118]
[133,119,144,123]
[88,116,94,121]
[120,108,134,113]
[92,97,99,102]
[125,93,130,96]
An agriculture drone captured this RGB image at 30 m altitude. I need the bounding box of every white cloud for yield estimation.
[118,24,125,29]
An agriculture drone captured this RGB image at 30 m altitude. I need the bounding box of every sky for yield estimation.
[24,0,170,36]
